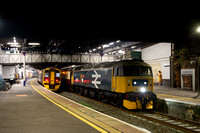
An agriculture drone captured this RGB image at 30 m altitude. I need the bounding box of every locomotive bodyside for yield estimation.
[66,59,156,110]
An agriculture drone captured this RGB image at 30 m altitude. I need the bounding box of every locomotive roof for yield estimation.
[81,59,151,70]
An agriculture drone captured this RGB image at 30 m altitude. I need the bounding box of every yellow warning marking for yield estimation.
[31,80,108,133]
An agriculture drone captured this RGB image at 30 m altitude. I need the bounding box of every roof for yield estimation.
[81,59,151,70]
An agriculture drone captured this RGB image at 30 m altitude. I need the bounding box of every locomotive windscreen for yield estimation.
[56,72,60,77]
[118,66,153,77]
[44,70,50,77]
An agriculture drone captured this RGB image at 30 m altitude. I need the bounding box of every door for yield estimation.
[50,71,55,84]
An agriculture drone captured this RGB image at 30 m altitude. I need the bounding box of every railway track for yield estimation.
[130,111,200,133]
[59,91,200,133]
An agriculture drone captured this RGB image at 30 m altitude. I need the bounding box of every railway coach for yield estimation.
[38,67,61,91]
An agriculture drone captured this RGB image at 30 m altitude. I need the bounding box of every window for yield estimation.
[114,66,153,77]
[44,70,49,77]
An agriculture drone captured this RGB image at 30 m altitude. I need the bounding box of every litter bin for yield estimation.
[23,80,26,86]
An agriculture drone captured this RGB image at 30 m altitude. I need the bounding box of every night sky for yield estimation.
[0,2,200,51]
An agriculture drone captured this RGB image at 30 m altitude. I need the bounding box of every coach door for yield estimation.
[50,71,55,85]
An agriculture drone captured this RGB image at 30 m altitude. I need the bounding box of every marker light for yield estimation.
[45,78,49,82]
[140,87,146,93]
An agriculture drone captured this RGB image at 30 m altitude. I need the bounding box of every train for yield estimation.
[61,59,157,110]
[37,67,61,91]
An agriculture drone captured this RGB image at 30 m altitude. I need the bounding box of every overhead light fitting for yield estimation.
[28,43,40,46]
[109,42,114,45]
[7,42,19,45]
[103,44,109,48]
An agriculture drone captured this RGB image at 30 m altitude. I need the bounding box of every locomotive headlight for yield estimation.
[140,87,146,93]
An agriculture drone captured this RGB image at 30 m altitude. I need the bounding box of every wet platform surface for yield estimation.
[0,79,149,133]
[154,85,200,104]
[154,85,200,122]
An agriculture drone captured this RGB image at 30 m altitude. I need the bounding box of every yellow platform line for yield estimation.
[31,80,109,133]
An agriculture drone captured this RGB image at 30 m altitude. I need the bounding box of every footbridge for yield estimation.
[0,53,117,65]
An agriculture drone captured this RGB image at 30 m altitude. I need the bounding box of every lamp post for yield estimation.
[22,39,26,86]
[193,26,200,98]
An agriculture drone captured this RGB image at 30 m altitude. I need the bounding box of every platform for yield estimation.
[154,85,200,105]
[154,85,200,122]
[0,79,149,133]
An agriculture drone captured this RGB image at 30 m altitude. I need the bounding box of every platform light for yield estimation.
[109,42,114,45]
[118,49,125,54]
[197,26,200,32]
[28,43,40,46]
[116,40,120,43]
[131,46,136,49]
[103,44,109,48]
[7,42,19,45]
[13,37,16,42]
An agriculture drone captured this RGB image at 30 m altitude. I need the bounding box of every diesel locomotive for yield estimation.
[61,59,157,110]
[38,67,61,91]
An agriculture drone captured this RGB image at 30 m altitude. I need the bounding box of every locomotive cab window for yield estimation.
[123,66,153,76]
[44,70,49,77]
[114,66,153,77]
[56,71,60,77]
[139,67,152,76]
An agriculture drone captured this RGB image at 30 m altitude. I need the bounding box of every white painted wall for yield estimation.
[142,43,171,81]
[142,43,171,61]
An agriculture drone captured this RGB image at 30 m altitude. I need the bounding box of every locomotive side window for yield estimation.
[114,67,124,76]
[118,67,123,76]
[113,67,118,76]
